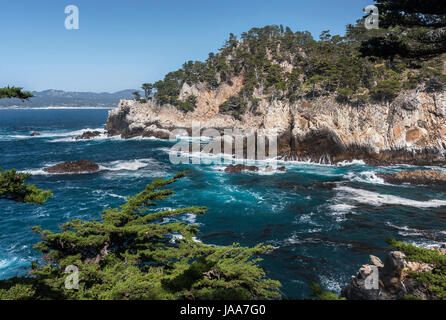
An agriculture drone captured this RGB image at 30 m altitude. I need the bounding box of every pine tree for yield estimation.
[0,173,281,300]
[361,0,446,58]
[141,83,153,101]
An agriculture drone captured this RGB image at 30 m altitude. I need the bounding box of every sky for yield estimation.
[0,0,372,92]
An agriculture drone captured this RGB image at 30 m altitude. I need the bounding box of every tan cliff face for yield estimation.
[107,77,446,166]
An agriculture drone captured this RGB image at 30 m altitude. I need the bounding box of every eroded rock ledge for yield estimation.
[106,85,446,166]
[378,169,446,185]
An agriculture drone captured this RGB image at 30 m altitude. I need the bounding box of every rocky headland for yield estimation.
[107,89,446,167]
[105,25,446,168]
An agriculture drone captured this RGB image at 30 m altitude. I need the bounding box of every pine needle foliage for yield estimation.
[0,172,281,300]
[0,168,52,205]
[0,86,33,101]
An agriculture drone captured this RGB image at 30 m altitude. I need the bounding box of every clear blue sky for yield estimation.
[0,0,372,92]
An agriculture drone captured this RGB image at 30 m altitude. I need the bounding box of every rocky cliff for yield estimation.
[107,80,446,166]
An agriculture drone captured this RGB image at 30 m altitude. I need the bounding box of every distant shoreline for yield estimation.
[0,106,115,110]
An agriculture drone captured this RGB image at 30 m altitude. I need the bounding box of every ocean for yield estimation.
[1,108,446,299]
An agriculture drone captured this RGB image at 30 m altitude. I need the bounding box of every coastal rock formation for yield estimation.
[107,88,446,166]
[341,248,445,300]
[378,169,446,185]
[43,160,99,174]
[75,131,101,140]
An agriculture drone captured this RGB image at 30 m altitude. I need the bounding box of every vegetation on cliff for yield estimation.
[362,0,446,58]
[144,1,445,118]
[0,173,281,300]
[318,239,446,300]
[387,239,446,299]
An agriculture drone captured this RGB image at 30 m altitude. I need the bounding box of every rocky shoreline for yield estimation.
[106,87,446,167]
[342,244,446,300]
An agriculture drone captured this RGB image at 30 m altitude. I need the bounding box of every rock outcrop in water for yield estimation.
[107,89,446,166]
[224,164,259,173]
[43,160,99,174]
[378,169,446,185]
[75,131,102,140]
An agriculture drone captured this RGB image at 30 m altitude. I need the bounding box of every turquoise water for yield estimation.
[1,109,446,299]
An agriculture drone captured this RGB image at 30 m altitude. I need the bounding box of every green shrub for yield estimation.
[309,282,345,300]
[370,80,401,101]
[219,95,247,120]
[176,95,197,113]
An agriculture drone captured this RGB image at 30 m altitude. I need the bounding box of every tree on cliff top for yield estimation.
[361,0,446,58]
[0,173,281,300]
[142,83,153,101]
[0,86,33,101]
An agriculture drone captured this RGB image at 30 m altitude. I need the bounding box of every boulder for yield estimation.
[370,255,384,268]
[43,160,100,174]
[224,164,259,173]
[378,169,446,186]
[75,131,102,140]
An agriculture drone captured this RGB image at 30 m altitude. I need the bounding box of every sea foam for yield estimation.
[336,186,446,208]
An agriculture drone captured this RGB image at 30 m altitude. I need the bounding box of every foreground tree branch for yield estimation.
[0,172,281,300]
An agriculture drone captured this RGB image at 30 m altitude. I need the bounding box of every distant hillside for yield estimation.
[0,89,140,108]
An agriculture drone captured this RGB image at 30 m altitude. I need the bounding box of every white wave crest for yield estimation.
[337,159,366,167]
[99,159,152,171]
[336,186,446,208]
[344,171,386,184]
[3,127,107,141]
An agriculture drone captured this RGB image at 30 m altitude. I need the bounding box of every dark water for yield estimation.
[1,109,446,299]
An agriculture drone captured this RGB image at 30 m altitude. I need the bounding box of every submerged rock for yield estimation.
[264,165,286,172]
[75,131,101,140]
[43,160,99,174]
[224,164,259,173]
[378,169,446,185]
